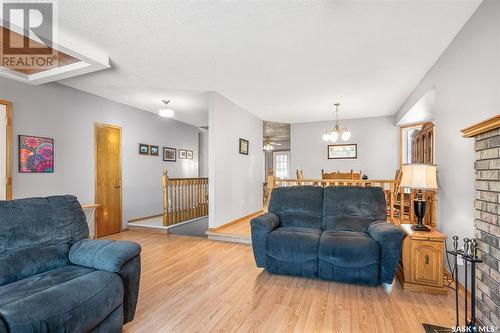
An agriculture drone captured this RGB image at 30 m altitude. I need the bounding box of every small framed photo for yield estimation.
[179,149,187,159]
[163,147,176,162]
[149,145,159,156]
[328,144,357,159]
[186,150,193,159]
[239,138,249,155]
[139,143,149,155]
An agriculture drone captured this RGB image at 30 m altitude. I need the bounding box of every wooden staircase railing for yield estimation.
[162,171,208,226]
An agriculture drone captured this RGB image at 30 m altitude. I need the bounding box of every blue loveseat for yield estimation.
[0,195,141,333]
[251,186,404,286]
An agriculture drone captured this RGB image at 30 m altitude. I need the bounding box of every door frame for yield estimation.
[0,100,13,200]
[94,122,123,236]
[399,121,424,168]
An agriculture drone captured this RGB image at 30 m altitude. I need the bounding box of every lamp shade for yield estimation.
[400,164,438,190]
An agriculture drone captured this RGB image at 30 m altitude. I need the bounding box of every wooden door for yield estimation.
[411,240,443,286]
[95,123,122,237]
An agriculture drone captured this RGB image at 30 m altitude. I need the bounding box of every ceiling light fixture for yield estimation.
[322,103,351,142]
[158,99,174,117]
[263,139,282,151]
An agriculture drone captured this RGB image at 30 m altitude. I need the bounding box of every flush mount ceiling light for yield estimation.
[158,99,174,117]
[322,103,351,142]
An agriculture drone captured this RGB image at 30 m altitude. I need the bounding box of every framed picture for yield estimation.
[163,147,176,162]
[239,138,249,155]
[19,135,54,173]
[186,150,193,159]
[149,145,159,156]
[328,144,357,159]
[179,149,187,159]
[139,143,149,155]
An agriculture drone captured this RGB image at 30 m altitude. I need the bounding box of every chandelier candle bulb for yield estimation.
[322,103,351,142]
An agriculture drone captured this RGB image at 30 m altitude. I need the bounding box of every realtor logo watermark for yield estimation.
[1,1,57,71]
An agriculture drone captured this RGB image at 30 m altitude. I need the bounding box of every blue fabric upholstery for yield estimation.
[0,266,123,333]
[251,187,404,285]
[368,220,405,284]
[322,186,387,230]
[268,186,323,228]
[0,196,87,286]
[250,213,280,267]
[69,239,141,272]
[318,231,380,285]
[0,195,141,332]
[265,227,321,278]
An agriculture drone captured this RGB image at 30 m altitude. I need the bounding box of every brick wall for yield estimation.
[474,128,500,327]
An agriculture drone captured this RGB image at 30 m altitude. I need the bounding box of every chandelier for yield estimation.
[322,103,351,142]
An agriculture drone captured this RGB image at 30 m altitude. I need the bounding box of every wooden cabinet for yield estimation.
[411,122,435,164]
[396,224,447,295]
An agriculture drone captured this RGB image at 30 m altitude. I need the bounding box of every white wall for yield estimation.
[291,116,399,179]
[0,104,6,200]
[208,93,263,228]
[0,77,199,227]
[396,0,499,277]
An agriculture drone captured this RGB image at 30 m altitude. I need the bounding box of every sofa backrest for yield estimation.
[322,186,387,231]
[0,195,88,286]
[268,186,323,229]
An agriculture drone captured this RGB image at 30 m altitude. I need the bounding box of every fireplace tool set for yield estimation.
[446,236,482,332]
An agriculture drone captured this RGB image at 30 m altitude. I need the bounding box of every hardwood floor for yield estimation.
[213,217,251,236]
[109,230,461,333]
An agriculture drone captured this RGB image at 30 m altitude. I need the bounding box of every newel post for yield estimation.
[162,170,169,226]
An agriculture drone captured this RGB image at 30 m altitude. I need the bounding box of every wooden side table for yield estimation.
[396,224,447,295]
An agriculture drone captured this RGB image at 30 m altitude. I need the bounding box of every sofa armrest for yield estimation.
[368,221,404,284]
[69,239,141,272]
[250,213,280,267]
[250,212,280,232]
[69,239,141,324]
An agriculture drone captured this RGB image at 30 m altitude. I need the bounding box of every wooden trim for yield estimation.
[81,204,100,209]
[94,123,123,237]
[128,213,164,223]
[461,115,500,138]
[208,210,263,231]
[0,100,12,199]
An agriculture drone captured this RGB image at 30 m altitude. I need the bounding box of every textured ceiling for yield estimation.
[57,0,482,126]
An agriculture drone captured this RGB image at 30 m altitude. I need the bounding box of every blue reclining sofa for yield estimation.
[0,195,141,333]
[251,186,404,286]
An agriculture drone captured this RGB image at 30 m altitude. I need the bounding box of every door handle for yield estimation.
[114,185,121,189]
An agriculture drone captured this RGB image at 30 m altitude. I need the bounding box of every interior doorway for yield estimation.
[95,123,122,237]
[0,100,12,200]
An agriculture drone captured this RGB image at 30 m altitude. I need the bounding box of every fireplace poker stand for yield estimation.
[446,236,482,332]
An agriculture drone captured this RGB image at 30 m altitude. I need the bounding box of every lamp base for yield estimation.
[412,198,431,232]
[411,223,431,231]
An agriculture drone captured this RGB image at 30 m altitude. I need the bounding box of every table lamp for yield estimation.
[400,164,437,231]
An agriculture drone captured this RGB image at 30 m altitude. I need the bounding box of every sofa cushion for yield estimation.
[266,227,321,261]
[269,186,323,228]
[322,187,387,231]
[318,230,380,267]
[0,196,88,287]
[0,196,88,253]
[322,216,373,233]
[0,244,70,287]
[0,265,123,333]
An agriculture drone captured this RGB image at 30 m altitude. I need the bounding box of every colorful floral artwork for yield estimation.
[19,135,54,173]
